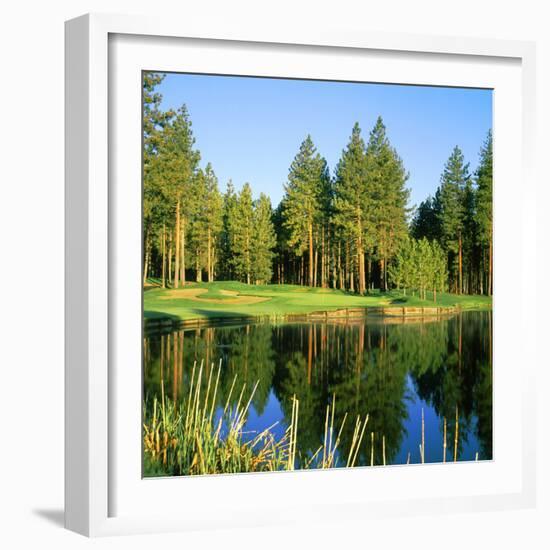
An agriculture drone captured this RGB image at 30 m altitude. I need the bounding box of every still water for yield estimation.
[143,311,492,467]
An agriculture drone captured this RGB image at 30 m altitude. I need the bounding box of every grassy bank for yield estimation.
[144,280,492,322]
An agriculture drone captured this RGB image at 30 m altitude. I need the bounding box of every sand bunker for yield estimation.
[160,288,269,305]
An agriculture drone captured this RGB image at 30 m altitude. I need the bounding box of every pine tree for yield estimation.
[333,123,371,294]
[143,73,173,285]
[160,105,200,287]
[316,161,333,288]
[366,117,410,291]
[282,136,327,287]
[474,131,493,295]
[461,178,477,294]
[232,183,255,284]
[438,146,470,294]
[202,164,223,281]
[219,180,238,280]
[252,194,277,284]
[411,194,442,242]
[188,168,208,282]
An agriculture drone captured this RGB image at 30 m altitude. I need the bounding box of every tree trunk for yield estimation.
[332,249,337,289]
[180,217,186,285]
[207,228,212,283]
[195,254,202,282]
[369,258,373,291]
[143,227,150,286]
[338,243,344,290]
[458,233,463,295]
[358,250,365,295]
[313,249,318,287]
[488,237,492,296]
[321,228,325,288]
[174,199,181,289]
[344,241,352,290]
[167,231,172,285]
[246,231,251,284]
[349,249,355,293]
[480,253,484,296]
[357,220,365,295]
[161,223,166,288]
[379,258,385,292]
[308,222,314,287]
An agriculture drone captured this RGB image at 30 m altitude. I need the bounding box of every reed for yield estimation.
[143,361,290,476]
[421,407,425,464]
[143,359,476,476]
[443,416,447,464]
[144,367,374,476]
[454,405,459,462]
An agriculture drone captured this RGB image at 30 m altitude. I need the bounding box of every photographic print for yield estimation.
[142,72,493,478]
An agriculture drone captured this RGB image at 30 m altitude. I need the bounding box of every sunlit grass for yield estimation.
[144,280,492,321]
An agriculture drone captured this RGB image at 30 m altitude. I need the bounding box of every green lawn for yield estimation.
[144,280,492,321]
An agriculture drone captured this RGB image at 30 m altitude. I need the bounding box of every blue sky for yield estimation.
[155,72,492,209]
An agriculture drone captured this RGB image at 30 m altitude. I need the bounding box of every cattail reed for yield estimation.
[443,416,447,463]
[142,358,482,477]
[454,405,459,462]
[370,432,374,466]
[421,407,425,463]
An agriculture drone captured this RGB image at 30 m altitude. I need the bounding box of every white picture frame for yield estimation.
[65,13,537,537]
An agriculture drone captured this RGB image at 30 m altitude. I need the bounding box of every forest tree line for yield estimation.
[143,73,493,296]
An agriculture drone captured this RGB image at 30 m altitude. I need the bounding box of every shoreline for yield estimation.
[144,304,491,332]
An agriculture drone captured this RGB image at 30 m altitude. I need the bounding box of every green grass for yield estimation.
[143,280,492,322]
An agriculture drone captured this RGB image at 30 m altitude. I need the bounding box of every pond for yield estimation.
[143,311,492,469]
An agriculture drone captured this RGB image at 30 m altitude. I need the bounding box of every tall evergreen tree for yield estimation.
[333,123,371,294]
[143,73,173,285]
[366,117,410,291]
[438,146,470,293]
[219,180,238,280]
[232,183,255,284]
[474,131,493,295]
[252,194,277,284]
[160,105,201,287]
[462,178,477,294]
[187,165,223,282]
[411,193,442,242]
[282,136,327,287]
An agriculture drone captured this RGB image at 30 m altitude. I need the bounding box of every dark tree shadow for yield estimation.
[32,508,64,528]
